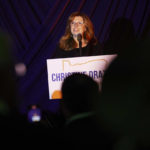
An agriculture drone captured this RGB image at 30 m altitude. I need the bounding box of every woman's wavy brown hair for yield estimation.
[59,12,97,51]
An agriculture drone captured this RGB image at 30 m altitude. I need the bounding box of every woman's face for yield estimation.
[70,16,86,37]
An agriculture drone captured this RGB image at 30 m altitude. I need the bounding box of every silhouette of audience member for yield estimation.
[0,29,19,120]
[97,28,150,150]
[103,17,136,55]
[0,30,31,141]
[60,73,116,147]
[0,30,59,144]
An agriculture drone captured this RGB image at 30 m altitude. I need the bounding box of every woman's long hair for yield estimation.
[59,12,97,51]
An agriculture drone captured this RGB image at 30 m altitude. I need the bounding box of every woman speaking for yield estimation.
[52,11,103,58]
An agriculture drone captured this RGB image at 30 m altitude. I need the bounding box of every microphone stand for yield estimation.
[79,41,82,56]
[77,34,82,56]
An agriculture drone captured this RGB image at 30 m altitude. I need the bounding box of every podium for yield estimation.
[47,54,117,100]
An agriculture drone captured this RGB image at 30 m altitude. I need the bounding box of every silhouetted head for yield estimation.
[61,73,100,117]
[103,17,136,55]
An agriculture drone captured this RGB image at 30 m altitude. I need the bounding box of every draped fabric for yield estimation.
[0,0,150,114]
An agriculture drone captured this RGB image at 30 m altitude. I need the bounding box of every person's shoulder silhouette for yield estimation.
[60,73,115,147]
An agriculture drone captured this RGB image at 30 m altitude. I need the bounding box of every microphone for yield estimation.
[77,33,82,42]
[77,34,82,56]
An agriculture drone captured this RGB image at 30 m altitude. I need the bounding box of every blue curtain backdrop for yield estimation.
[0,0,150,114]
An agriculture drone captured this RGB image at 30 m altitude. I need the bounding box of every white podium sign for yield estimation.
[47,54,117,100]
